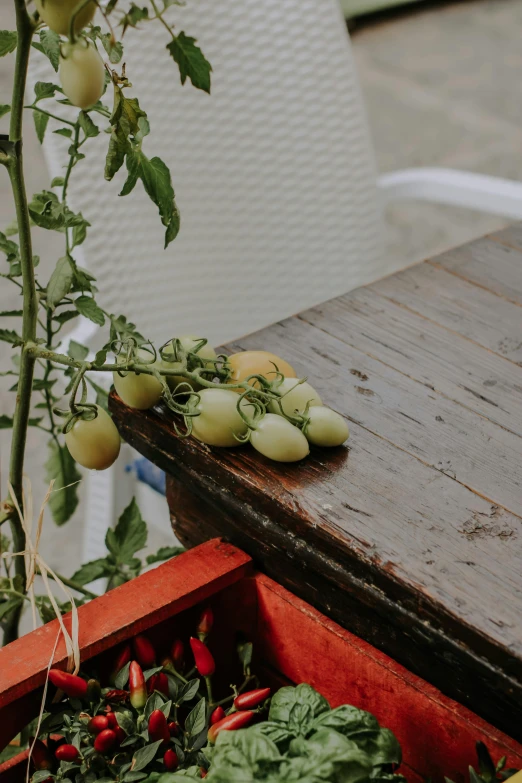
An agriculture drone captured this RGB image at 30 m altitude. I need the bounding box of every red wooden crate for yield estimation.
[0,539,521,783]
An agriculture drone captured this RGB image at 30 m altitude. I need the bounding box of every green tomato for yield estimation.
[191,388,249,447]
[304,407,349,447]
[112,351,163,410]
[65,406,121,470]
[250,414,309,463]
[59,40,105,110]
[35,0,96,36]
[268,378,322,417]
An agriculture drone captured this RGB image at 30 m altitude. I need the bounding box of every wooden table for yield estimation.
[110,225,522,739]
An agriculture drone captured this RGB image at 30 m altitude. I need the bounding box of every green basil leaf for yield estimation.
[269,684,330,726]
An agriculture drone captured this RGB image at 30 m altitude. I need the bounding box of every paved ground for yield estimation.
[1,0,521,629]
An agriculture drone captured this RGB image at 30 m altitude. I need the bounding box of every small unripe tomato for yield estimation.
[65,405,121,470]
[227,351,296,390]
[191,388,249,447]
[304,407,349,447]
[35,0,96,36]
[268,377,322,417]
[59,40,105,110]
[250,414,309,462]
[113,350,163,410]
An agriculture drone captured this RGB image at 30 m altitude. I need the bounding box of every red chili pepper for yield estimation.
[104,689,128,703]
[207,711,255,743]
[109,643,131,684]
[30,738,53,771]
[210,706,226,725]
[114,727,126,745]
[163,749,179,771]
[167,720,179,737]
[129,661,147,710]
[55,745,79,763]
[200,768,208,778]
[148,672,169,697]
[132,634,156,668]
[93,729,117,754]
[106,712,119,729]
[190,637,215,677]
[49,669,88,699]
[234,687,271,710]
[88,715,109,734]
[171,640,185,670]
[197,607,214,639]
[148,709,170,745]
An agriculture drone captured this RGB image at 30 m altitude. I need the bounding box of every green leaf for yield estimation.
[33,110,50,144]
[177,678,199,704]
[131,741,163,772]
[0,31,17,58]
[185,698,207,737]
[166,32,212,93]
[101,32,124,63]
[0,104,10,118]
[120,150,140,197]
[3,220,18,237]
[105,125,129,180]
[68,340,89,361]
[311,705,379,737]
[0,415,13,429]
[87,376,109,410]
[71,558,113,585]
[120,4,149,33]
[51,176,65,187]
[0,328,22,346]
[137,154,179,248]
[115,660,131,689]
[269,684,330,726]
[54,128,73,138]
[75,295,105,326]
[145,546,185,565]
[34,81,58,101]
[0,231,19,258]
[46,256,74,309]
[45,440,82,525]
[105,498,147,565]
[53,309,78,326]
[79,110,100,138]
[0,597,22,622]
[39,28,61,72]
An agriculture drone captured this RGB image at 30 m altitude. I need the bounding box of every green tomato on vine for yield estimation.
[35,0,97,36]
[65,405,121,470]
[59,39,106,110]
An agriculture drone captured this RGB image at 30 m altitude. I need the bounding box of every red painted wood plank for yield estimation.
[0,539,251,714]
[250,573,522,782]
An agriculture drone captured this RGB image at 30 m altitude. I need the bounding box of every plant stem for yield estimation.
[4,0,37,646]
[25,105,76,127]
[35,567,99,599]
[149,0,175,36]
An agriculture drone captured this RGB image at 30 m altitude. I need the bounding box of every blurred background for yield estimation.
[2,0,522,612]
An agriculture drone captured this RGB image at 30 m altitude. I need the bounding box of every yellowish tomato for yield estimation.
[65,406,121,470]
[35,0,96,36]
[227,351,296,391]
[59,40,105,110]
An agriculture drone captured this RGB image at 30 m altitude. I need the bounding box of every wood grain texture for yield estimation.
[109,227,522,738]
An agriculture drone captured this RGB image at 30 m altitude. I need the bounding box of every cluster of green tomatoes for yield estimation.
[35,0,106,110]
[64,337,349,470]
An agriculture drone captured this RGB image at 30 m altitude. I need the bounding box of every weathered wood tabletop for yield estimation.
[110,224,522,738]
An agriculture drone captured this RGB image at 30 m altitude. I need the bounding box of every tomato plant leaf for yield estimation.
[44,441,81,526]
[33,110,50,144]
[51,176,65,188]
[119,149,140,197]
[145,545,185,565]
[38,29,61,71]
[166,32,212,93]
[0,31,17,58]
[54,127,73,138]
[46,256,74,309]
[68,340,89,361]
[101,32,124,63]
[0,415,13,429]
[105,126,129,180]
[34,81,58,102]
[0,104,10,118]
[71,558,114,585]
[135,154,179,248]
[120,4,149,34]
[105,498,147,565]
[75,295,105,326]
[0,328,22,346]
[0,597,23,622]
[78,110,100,138]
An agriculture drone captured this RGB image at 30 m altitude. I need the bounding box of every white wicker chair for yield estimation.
[29,0,522,561]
